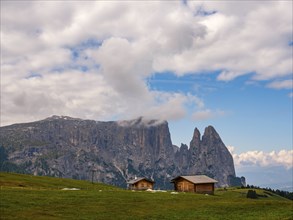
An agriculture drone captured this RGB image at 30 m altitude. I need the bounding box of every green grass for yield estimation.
[0,172,116,190]
[1,173,292,219]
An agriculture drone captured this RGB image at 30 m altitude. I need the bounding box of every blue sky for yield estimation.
[1,1,292,187]
[148,72,292,152]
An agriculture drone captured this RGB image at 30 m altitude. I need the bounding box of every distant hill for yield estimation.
[0,115,244,188]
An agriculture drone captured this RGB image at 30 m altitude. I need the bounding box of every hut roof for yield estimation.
[127,177,154,184]
[170,175,218,184]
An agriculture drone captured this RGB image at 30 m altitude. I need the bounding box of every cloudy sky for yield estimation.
[1,1,292,186]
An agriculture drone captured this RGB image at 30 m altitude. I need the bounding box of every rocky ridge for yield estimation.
[0,116,245,188]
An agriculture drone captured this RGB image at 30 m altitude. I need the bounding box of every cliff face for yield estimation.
[0,116,242,188]
[188,126,236,186]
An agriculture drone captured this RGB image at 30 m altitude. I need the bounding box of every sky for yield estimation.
[1,1,292,188]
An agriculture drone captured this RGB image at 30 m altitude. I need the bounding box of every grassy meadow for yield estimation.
[0,172,292,219]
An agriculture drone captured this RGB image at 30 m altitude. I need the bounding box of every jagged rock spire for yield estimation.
[187,125,236,187]
[190,127,200,149]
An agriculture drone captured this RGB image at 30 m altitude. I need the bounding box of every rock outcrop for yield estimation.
[0,116,243,188]
[187,126,236,186]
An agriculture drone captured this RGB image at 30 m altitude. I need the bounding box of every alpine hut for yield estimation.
[171,175,217,194]
[127,177,155,190]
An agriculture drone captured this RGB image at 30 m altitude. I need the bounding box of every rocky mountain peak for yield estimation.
[0,116,243,189]
[202,125,222,145]
[190,127,201,149]
[203,125,219,137]
[180,143,188,151]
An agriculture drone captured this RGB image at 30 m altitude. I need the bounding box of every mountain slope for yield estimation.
[1,172,291,220]
[0,115,242,188]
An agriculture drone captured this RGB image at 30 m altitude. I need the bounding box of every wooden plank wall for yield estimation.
[174,178,214,194]
[195,183,214,194]
[176,179,194,192]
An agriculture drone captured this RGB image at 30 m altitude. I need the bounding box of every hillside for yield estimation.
[0,116,243,188]
[0,173,292,220]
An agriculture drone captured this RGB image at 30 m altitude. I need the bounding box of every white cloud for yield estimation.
[1,65,205,126]
[267,79,293,90]
[228,146,293,169]
[1,70,121,125]
[1,1,292,125]
[94,37,151,97]
[217,70,245,81]
[154,1,292,80]
[142,92,188,120]
[192,109,226,121]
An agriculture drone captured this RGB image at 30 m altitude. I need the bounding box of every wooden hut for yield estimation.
[127,177,155,190]
[171,175,217,194]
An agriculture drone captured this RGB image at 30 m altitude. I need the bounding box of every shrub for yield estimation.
[247,190,258,199]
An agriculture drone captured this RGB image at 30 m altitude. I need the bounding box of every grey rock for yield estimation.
[0,116,242,188]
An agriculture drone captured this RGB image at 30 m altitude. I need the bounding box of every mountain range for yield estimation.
[0,116,245,189]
